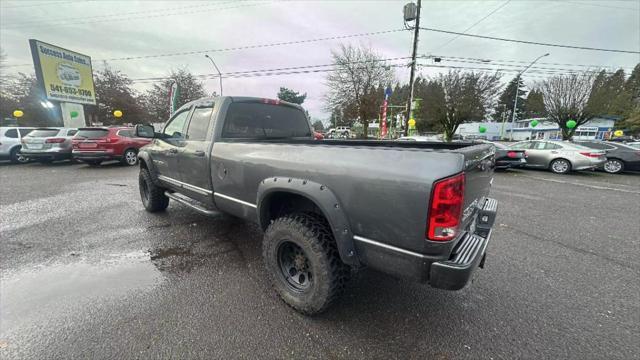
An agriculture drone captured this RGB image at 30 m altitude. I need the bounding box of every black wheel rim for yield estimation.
[277,241,312,292]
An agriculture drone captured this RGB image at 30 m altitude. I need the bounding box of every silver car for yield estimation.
[510,140,606,174]
[0,127,35,163]
[20,128,78,163]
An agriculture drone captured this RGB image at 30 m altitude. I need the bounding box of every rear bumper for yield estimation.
[573,157,606,170]
[21,149,71,159]
[496,158,526,169]
[353,197,497,290]
[72,150,121,161]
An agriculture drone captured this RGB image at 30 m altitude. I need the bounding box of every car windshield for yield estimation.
[490,142,508,149]
[75,129,109,139]
[26,129,60,137]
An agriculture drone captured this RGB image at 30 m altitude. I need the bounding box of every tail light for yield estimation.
[262,98,280,105]
[507,151,518,158]
[579,152,602,158]
[427,173,465,241]
[45,138,65,143]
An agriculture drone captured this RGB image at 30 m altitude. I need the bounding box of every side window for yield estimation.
[67,129,78,136]
[186,105,213,141]
[163,110,190,139]
[18,129,33,136]
[5,129,18,138]
[118,130,132,138]
[532,142,546,150]
[511,142,531,150]
[545,143,562,150]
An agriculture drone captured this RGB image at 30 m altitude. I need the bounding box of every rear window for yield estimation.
[222,103,311,139]
[27,129,60,137]
[18,129,33,136]
[75,129,109,139]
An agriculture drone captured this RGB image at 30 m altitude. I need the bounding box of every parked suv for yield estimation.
[0,127,35,163]
[20,128,77,163]
[72,127,151,166]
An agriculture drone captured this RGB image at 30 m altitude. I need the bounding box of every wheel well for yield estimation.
[124,147,138,154]
[139,157,148,170]
[260,192,325,231]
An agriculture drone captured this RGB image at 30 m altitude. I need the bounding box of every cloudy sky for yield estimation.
[1,0,639,119]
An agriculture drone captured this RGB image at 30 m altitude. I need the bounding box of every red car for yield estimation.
[72,127,151,166]
[313,131,324,140]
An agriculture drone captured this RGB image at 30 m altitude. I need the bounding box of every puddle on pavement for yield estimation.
[0,251,162,333]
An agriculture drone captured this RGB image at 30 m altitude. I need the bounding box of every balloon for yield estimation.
[408,118,416,128]
[70,111,79,118]
[566,120,577,129]
[613,130,624,137]
[13,110,23,118]
[478,125,487,133]
[530,119,539,128]
[113,110,123,118]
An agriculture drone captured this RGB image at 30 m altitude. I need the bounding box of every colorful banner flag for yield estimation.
[380,86,392,138]
[169,82,180,115]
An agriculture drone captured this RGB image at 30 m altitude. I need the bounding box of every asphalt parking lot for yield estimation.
[1,161,639,359]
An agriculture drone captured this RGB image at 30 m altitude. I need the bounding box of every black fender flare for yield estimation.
[257,177,360,266]
[137,149,161,184]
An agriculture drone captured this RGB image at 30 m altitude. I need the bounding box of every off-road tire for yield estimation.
[263,212,350,315]
[139,167,169,212]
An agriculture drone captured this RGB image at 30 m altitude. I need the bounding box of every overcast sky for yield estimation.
[1,0,639,119]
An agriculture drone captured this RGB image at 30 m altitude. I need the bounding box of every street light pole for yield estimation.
[509,52,549,140]
[204,54,223,96]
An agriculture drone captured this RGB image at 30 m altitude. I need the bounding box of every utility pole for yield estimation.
[509,52,549,140]
[405,0,421,136]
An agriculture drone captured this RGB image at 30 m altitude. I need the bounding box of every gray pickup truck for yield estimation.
[135,96,498,315]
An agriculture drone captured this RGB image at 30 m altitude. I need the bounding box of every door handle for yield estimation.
[550,151,558,154]
[193,150,205,157]
[167,148,178,154]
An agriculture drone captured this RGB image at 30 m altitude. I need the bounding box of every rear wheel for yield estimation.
[122,149,138,166]
[139,167,169,212]
[263,213,350,315]
[10,147,28,164]
[550,159,571,174]
[603,159,624,174]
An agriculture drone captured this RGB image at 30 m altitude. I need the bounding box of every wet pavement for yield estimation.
[1,161,639,359]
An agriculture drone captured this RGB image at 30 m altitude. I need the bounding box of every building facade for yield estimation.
[506,116,619,141]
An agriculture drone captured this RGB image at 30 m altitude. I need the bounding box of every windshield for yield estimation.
[75,129,109,139]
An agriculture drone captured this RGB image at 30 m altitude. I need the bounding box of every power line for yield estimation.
[431,0,512,52]
[430,55,634,71]
[2,29,408,68]
[0,0,80,9]
[426,55,634,73]
[565,1,640,11]
[420,26,640,54]
[2,1,236,28]
[1,1,269,30]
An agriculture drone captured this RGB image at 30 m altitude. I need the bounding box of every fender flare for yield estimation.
[257,177,360,266]
[137,150,161,184]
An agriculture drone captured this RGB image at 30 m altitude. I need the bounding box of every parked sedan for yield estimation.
[574,140,640,174]
[510,140,606,174]
[72,127,151,166]
[20,128,77,163]
[485,141,527,169]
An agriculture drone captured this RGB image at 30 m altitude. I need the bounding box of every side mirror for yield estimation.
[135,124,155,138]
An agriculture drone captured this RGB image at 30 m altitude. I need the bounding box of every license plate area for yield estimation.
[29,144,43,150]
[79,142,97,149]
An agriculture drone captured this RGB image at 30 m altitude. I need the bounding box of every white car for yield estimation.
[0,127,35,163]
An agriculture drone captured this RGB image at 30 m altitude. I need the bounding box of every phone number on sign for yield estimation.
[49,84,92,97]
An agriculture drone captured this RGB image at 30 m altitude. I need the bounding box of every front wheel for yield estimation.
[122,149,138,166]
[603,159,624,174]
[550,159,571,174]
[263,213,350,315]
[139,168,169,212]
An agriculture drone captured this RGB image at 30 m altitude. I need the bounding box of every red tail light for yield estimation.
[262,98,280,105]
[427,173,465,241]
[507,151,518,158]
[579,152,601,158]
[45,138,65,143]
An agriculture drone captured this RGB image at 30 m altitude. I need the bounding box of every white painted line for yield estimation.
[518,175,640,194]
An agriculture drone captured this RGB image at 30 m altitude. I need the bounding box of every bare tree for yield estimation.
[539,72,596,140]
[325,44,394,138]
[425,70,502,141]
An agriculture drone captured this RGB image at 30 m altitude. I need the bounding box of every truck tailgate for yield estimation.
[454,144,495,231]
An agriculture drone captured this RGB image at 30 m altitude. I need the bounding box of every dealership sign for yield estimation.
[29,39,96,105]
